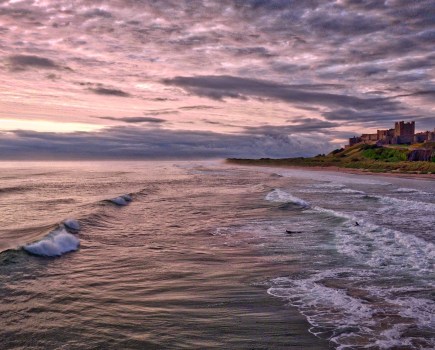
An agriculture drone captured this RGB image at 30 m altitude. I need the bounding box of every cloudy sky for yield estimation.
[0,0,434,159]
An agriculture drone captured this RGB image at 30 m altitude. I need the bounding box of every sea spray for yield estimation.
[23,228,80,257]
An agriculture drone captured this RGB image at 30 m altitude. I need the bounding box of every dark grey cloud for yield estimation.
[163,75,394,109]
[142,109,179,116]
[305,10,387,37]
[82,9,113,19]
[245,118,339,135]
[179,105,220,110]
[322,107,435,131]
[271,62,310,74]
[5,55,60,71]
[143,97,177,102]
[89,87,131,97]
[99,116,166,124]
[395,55,435,71]
[0,126,334,160]
[226,46,275,57]
[390,90,435,104]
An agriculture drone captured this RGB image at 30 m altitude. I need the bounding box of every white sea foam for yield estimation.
[300,183,365,196]
[63,219,80,231]
[265,189,310,207]
[268,270,375,344]
[340,188,365,194]
[312,183,346,190]
[374,324,412,350]
[304,204,434,272]
[313,206,434,271]
[268,269,435,349]
[377,195,435,212]
[394,187,431,195]
[23,228,79,257]
[309,206,352,220]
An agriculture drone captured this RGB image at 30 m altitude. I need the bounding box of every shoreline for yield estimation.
[227,161,435,180]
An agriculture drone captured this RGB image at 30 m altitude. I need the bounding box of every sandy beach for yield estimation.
[229,162,435,180]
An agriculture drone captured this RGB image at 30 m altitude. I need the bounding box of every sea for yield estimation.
[0,160,433,350]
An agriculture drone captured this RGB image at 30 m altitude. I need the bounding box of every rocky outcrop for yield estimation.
[407,149,433,161]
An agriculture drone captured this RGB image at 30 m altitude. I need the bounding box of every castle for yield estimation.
[348,121,435,148]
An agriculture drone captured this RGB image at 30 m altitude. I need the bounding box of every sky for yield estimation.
[0,0,434,159]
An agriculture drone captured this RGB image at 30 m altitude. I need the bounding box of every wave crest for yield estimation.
[23,228,80,257]
[108,194,132,206]
[265,189,309,207]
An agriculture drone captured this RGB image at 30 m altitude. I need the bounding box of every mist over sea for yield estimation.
[0,161,433,349]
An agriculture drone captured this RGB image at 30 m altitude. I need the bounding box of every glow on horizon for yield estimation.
[0,119,104,133]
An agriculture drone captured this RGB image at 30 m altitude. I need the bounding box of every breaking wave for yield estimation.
[16,193,135,258]
[265,189,310,207]
[23,227,80,257]
[108,194,133,206]
[376,195,435,212]
[394,187,431,195]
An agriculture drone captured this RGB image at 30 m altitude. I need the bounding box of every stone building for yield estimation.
[348,136,362,147]
[376,129,395,144]
[394,121,415,144]
[347,121,434,148]
[414,129,435,143]
[361,133,378,142]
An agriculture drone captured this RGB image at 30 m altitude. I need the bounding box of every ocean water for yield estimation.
[0,161,434,349]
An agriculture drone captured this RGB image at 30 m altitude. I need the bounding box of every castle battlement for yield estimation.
[347,121,435,147]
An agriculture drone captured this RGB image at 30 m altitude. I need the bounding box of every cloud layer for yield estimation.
[0,127,333,160]
[0,0,433,158]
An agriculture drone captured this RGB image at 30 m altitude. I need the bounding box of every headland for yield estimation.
[228,121,435,177]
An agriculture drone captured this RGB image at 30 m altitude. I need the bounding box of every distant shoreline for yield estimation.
[227,142,435,180]
[226,159,435,180]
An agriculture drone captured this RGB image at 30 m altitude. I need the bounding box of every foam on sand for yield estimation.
[23,228,80,257]
[267,269,375,346]
[268,269,435,349]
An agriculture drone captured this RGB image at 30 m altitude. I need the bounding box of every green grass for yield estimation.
[227,143,435,174]
[361,146,407,162]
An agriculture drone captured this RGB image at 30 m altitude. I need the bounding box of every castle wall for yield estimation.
[346,121,433,147]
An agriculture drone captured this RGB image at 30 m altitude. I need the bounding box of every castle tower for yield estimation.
[394,121,415,137]
[394,121,415,144]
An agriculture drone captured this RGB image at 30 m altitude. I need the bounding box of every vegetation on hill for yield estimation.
[227,143,435,174]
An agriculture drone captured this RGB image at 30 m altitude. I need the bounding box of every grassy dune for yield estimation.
[227,143,435,174]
